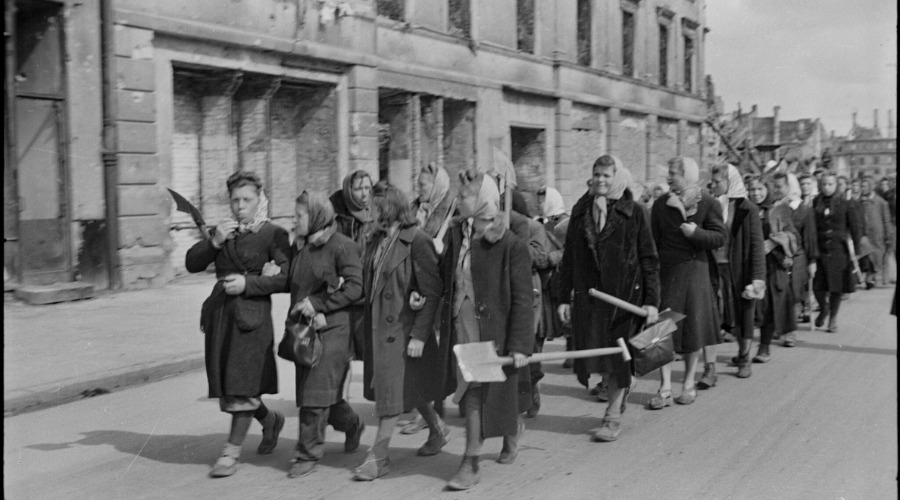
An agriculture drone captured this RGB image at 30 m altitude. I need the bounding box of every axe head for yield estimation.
[453,341,507,383]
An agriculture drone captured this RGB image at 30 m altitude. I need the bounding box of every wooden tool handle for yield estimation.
[433,198,458,255]
[588,288,647,318]
[496,338,632,365]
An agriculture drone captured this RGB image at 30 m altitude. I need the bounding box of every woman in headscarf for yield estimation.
[353,184,448,481]
[747,175,799,363]
[285,190,365,478]
[649,156,726,408]
[536,186,571,360]
[330,170,376,361]
[412,163,455,241]
[706,164,765,381]
[439,171,534,490]
[812,172,862,332]
[186,170,291,478]
[778,173,819,333]
[557,154,660,442]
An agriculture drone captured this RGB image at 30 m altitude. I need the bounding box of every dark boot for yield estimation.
[497,417,525,464]
[698,362,718,389]
[737,356,752,378]
[447,456,480,490]
[827,293,841,332]
[257,410,285,455]
[525,383,540,418]
[814,292,830,327]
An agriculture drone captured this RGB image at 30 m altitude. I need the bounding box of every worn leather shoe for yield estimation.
[815,311,828,328]
[417,424,450,456]
[353,454,390,481]
[592,419,621,442]
[344,415,365,453]
[737,360,752,378]
[783,332,797,347]
[647,390,672,410]
[674,387,697,405]
[209,455,238,478]
[526,384,541,418]
[497,418,525,464]
[447,456,480,490]
[753,344,771,363]
[257,410,285,455]
[697,363,718,389]
[827,317,839,333]
[401,414,427,435]
[287,460,316,478]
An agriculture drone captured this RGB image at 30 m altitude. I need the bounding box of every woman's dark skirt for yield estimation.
[660,259,721,354]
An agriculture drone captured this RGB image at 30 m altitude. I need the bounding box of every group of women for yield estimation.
[187,152,868,489]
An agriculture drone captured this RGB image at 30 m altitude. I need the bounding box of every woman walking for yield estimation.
[286,190,366,478]
[748,174,799,362]
[439,171,533,490]
[649,157,726,408]
[186,171,292,478]
[557,155,660,442]
[353,184,449,480]
[812,172,862,332]
[776,173,818,342]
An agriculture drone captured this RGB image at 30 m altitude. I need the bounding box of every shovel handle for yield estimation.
[588,288,647,318]
[496,338,632,365]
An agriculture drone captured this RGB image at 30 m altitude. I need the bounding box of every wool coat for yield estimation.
[812,194,862,293]
[789,202,819,302]
[286,231,364,408]
[557,189,660,389]
[539,214,568,341]
[439,221,534,439]
[858,194,893,269]
[362,226,443,417]
[710,197,765,339]
[186,223,291,400]
[755,199,799,334]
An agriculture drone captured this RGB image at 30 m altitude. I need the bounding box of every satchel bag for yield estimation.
[278,318,322,368]
[628,321,676,377]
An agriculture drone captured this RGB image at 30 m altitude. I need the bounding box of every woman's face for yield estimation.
[821,176,837,196]
[417,172,435,201]
[230,185,260,224]
[800,178,814,196]
[771,178,789,201]
[667,163,686,193]
[748,181,767,205]
[710,171,729,197]
[293,202,310,237]
[591,165,615,197]
[351,176,372,207]
[837,177,848,192]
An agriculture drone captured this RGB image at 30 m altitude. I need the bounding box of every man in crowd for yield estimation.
[858,176,894,288]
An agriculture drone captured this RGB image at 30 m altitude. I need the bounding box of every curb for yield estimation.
[3,355,205,417]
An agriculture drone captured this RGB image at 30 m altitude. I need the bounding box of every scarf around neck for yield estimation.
[415,163,451,228]
[592,156,631,233]
[231,190,270,233]
[667,157,701,220]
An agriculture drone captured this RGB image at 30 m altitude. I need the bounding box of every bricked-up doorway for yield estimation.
[7,0,73,285]
[169,65,337,274]
[510,126,546,206]
[378,90,412,190]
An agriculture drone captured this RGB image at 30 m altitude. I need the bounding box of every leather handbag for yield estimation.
[628,321,677,377]
[278,318,322,368]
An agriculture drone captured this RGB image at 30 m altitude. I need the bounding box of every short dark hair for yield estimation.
[745,174,764,187]
[822,171,838,181]
[593,155,618,171]
[798,174,813,182]
[838,175,849,183]
[373,183,417,227]
[710,164,727,178]
[226,170,262,194]
[667,156,686,176]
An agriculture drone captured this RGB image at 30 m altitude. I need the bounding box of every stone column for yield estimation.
[607,107,622,158]
[555,98,574,201]
[347,65,379,179]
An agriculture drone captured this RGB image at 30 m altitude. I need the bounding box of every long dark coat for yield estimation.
[539,214,568,340]
[755,200,799,334]
[286,231,364,407]
[362,226,443,417]
[710,198,765,339]
[812,194,862,293]
[439,222,534,439]
[186,223,291,399]
[557,189,660,388]
[790,202,819,302]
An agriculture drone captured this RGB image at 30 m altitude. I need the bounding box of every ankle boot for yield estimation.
[447,455,480,490]
[497,418,525,464]
[753,344,771,363]
[698,363,718,389]
[737,357,752,378]
[257,410,285,455]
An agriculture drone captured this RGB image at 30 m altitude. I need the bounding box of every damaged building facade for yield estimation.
[5,0,709,291]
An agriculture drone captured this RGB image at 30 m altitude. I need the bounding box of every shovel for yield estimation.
[587,288,685,326]
[454,337,631,383]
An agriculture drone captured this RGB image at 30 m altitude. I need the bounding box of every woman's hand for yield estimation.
[261,260,281,277]
[557,304,571,325]
[409,291,426,311]
[642,305,659,325]
[312,313,327,330]
[213,219,239,247]
[222,274,246,295]
[679,222,697,237]
[292,297,316,318]
[510,352,528,369]
[407,338,425,358]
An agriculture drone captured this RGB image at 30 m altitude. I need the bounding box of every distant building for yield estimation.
[831,110,897,179]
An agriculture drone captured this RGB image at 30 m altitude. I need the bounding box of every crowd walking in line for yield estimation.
[186,153,896,490]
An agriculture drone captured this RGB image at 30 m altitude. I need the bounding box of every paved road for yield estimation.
[4,287,897,500]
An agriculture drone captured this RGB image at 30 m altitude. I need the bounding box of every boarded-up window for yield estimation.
[622,10,635,77]
[684,36,694,93]
[658,24,669,86]
[511,127,546,194]
[576,0,592,66]
[377,0,404,21]
[448,0,471,37]
[517,0,535,53]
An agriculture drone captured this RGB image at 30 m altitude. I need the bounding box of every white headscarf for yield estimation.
[235,190,270,233]
[718,164,747,222]
[541,187,567,218]
[667,157,701,220]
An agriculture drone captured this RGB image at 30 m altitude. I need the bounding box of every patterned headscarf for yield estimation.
[299,190,337,247]
[541,187,567,218]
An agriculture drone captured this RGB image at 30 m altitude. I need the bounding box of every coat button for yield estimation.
[385,292,393,300]
[387,337,395,343]
[386,315,394,323]
[478,304,485,312]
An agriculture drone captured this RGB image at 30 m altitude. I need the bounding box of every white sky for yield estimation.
[705,0,897,137]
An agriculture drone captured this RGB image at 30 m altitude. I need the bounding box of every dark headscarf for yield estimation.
[299,190,336,247]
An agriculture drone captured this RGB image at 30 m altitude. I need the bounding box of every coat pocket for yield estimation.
[234,296,269,331]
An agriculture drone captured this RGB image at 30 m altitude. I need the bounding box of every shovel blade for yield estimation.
[454,342,508,383]
[656,309,686,324]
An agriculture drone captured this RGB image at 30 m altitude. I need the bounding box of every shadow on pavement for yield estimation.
[793,342,896,356]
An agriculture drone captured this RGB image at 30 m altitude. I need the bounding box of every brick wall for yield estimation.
[618,113,648,181]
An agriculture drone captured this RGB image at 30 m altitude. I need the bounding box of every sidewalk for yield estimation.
[3,273,292,416]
